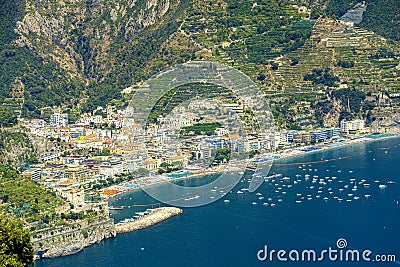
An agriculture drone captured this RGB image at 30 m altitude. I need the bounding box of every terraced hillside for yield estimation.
[271,17,400,93]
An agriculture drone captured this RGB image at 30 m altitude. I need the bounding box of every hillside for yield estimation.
[0,165,64,225]
[306,0,399,41]
[0,0,399,126]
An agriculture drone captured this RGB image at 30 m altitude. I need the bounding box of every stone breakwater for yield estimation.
[116,207,183,234]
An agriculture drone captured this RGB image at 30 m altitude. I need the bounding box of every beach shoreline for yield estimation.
[102,132,400,202]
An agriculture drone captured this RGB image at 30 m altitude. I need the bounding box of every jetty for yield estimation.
[115,207,183,234]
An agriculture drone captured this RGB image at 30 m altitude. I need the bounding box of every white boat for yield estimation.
[379,184,387,189]
[323,197,329,201]
[256,193,263,196]
[364,183,370,187]
[270,203,276,207]
[296,200,302,203]
[365,194,371,198]
[252,202,257,205]
[263,203,269,206]
[237,191,243,194]
[224,199,230,203]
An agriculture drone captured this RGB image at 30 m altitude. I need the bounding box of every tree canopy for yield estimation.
[0,215,34,267]
[0,106,17,127]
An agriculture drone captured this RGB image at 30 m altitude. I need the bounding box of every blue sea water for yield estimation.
[36,138,400,267]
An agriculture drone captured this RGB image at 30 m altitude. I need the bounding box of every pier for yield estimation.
[115,207,183,234]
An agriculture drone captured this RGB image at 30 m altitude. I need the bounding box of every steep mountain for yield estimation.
[0,0,399,124]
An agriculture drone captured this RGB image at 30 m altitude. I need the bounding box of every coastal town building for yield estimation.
[340,119,365,134]
[50,113,69,128]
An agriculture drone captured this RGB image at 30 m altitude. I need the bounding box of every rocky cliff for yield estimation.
[32,216,116,258]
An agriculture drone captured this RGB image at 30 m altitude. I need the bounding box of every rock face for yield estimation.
[33,217,116,258]
[33,208,183,259]
[115,207,183,234]
[14,0,179,78]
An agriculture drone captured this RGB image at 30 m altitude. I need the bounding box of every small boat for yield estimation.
[263,203,269,206]
[388,181,396,184]
[379,184,387,189]
[365,194,371,198]
[270,203,276,207]
[252,202,257,205]
[224,199,230,203]
[296,200,302,203]
[237,191,243,194]
[256,192,263,196]
[109,206,124,210]
[323,197,329,201]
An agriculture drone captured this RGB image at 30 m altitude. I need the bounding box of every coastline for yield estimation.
[103,132,400,202]
[35,207,183,260]
[35,132,399,260]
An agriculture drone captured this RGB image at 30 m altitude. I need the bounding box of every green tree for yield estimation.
[102,148,111,156]
[0,106,17,127]
[0,215,34,267]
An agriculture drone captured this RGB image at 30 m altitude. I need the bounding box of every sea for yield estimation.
[36,137,400,267]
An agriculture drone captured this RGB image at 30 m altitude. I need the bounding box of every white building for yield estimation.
[50,113,68,127]
[340,119,365,134]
